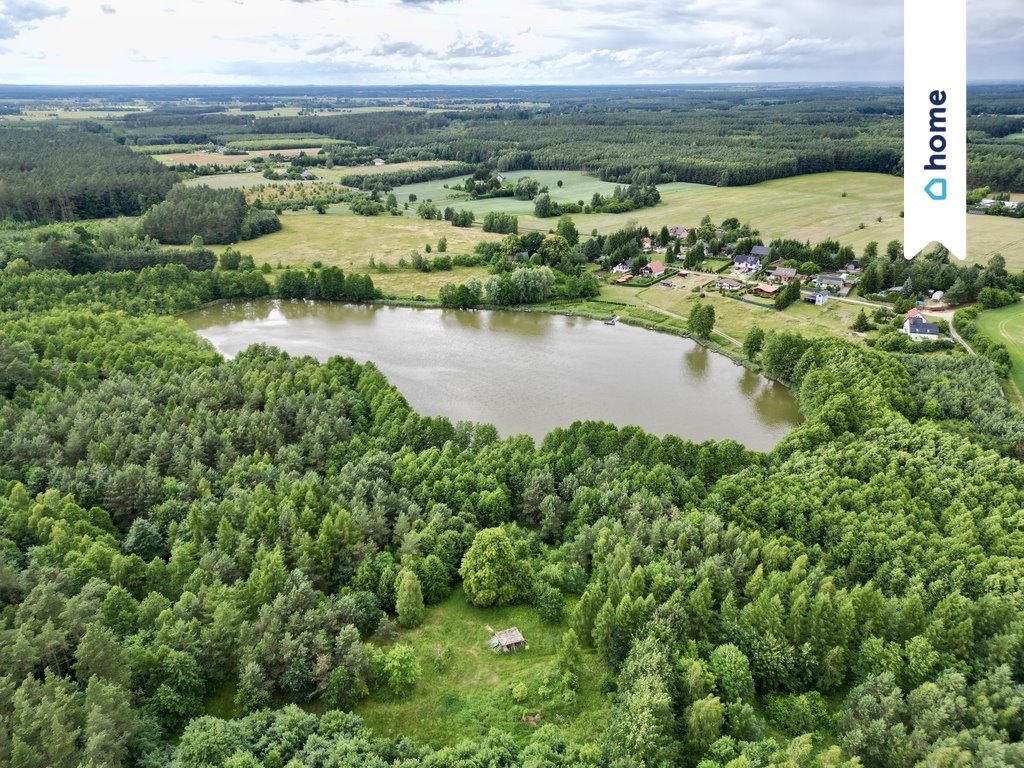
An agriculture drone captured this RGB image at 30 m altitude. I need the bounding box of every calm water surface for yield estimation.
[184,300,801,450]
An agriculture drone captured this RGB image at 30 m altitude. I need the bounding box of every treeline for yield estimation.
[0,263,377,318]
[0,219,219,274]
[55,85,1024,192]
[143,186,281,244]
[0,126,178,222]
[856,244,1020,305]
[339,162,476,191]
[276,265,379,302]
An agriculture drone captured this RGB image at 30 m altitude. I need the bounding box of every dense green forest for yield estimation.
[2,244,1024,767]
[142,186,282,245]
[0,127,178,223]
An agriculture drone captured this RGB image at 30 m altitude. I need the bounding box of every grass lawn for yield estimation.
[353,588,609,748]
[975,302,1024,397]
[229,208,500,299]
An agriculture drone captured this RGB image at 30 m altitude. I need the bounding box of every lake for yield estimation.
[183,300,802,450]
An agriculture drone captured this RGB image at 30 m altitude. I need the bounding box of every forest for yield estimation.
[1,224,1024,768]
[0,127,178,223]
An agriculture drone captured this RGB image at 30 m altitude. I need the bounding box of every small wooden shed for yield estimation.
[488,627,527,653]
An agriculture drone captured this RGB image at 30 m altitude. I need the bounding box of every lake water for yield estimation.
[183,300,802,450]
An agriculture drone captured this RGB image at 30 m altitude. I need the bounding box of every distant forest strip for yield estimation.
[0,127,179,223]
[104,86,1024,191]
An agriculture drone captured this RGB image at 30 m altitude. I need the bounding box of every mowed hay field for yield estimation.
[230,208,501,298]
[976,302,1024,396]
[353,589,609,748]
[393,170,1024,268]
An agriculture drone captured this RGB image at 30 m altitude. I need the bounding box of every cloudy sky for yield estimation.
[0,0,1021,85]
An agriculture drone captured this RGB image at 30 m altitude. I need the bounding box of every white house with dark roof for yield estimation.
[750,245,771,259]
[902,309,941,341]
[734,254,762,271]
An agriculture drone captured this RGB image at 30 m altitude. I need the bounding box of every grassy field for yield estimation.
[975,302,1024,396]
[154,151,253,167]
[392,170,622,223]
[390,170,1023,268]
[353,589,609,748]
[231,208,499,298]
[603,274,879,348]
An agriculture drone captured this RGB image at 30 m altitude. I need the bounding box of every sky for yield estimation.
[0,0,1021,86]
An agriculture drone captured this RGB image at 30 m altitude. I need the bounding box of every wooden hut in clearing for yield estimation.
[489,627,527,653]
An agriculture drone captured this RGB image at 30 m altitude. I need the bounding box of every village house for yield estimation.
[641,237,653,251]
[372,158,386,166]
[642,260,666,278]
[902,308,941,341]
[771,267,799,284]
[734,254,762,272]
[804,291,829,306]
[754,283,781,298]
[716,278,743,291]
[611,261,631,274]
[669,226,688,238]
[750,244,771,259]
[814,274,845,292]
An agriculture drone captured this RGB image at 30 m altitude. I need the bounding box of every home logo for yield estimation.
[903,1,966,260]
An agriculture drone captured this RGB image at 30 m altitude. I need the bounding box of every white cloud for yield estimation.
[0,0,1018,84]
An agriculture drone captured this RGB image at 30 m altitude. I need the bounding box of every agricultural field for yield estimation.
[9,107,148,120]
[154,146,326,166]
[975,302,1024,396]
[392,170,1024,268]
[319,160,465,179]
[352,589,608,748]
[230,208,500,298]
[153,151,254,167]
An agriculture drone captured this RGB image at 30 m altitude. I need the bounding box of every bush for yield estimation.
[482,211,519,234]
[533,583,566,623]
[372,644,422,698]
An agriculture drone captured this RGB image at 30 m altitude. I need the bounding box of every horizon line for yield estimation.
[1,80,1023,88]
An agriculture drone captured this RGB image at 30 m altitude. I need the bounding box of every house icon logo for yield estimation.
[925,178,946,201]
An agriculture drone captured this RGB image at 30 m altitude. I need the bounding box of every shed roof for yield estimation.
[490,628,526,648]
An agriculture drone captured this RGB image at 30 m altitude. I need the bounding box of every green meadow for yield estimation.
[353,589,609,748]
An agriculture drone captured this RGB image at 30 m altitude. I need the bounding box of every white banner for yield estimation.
[904,0,967,261]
